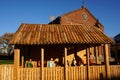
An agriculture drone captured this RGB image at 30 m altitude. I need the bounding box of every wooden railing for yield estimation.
[68,66,86,80]
[0,65,13,80]
[18,67,40,80]
[1,65,120,80]
[89,66,105,80]
[44,67,64,80]
[110,65,120,79]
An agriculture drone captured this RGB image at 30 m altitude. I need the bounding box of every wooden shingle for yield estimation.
[9,24,114,45]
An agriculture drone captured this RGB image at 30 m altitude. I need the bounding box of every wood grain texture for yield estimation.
[9,24,114,45]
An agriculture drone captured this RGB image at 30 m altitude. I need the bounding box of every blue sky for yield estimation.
[0,0,120,37]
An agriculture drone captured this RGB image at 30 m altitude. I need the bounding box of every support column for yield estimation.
[94,47,97,63]
[104,44,110,80]
[95,46,99,64]
[41,48,44,80]
[64,48,68,80]
[86,47,90,80]
[21,56,24,67]
[14,49,20,80]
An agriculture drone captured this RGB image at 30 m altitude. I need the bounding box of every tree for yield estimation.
[0,32,14,56]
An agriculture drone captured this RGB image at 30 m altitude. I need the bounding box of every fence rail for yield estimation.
[0,65,120,80]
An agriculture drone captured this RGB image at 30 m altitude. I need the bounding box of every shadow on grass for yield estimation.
[0,55,14,64]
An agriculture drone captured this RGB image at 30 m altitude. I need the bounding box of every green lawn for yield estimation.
[0,60,14,64]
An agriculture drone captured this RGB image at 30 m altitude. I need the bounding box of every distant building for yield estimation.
[49,6,104,31]
[114,33,120,43]
[111,33,120,64]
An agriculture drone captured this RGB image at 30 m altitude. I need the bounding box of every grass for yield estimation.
[0,60,14,65]
[0,55,14,64]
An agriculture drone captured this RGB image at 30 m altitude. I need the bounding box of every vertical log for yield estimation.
[64,48,68,80]
[94,46,97,63]
[21,56,24,67]
[86,48,90,80]
[104,44,110,80]
[41,48,44,80]
[14,49,20,80]
[98,46,102,64]
[95,46,99,64]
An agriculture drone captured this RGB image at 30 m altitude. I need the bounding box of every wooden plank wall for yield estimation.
[68,66,87,80]
[0,65,13,80]
[0,65,120,80]
[89,66,105,80]
[110,65,120,80]
[44,67,64,80]
[18,68,40,80]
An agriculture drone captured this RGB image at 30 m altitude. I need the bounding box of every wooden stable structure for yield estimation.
[1,65,120,80]
[8,23,115,80]
[7,6,117,80]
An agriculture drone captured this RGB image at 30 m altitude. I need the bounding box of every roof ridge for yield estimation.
[21,23,85,26]
[61,7,83,17]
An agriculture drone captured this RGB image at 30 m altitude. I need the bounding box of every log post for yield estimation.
[21,56,24,67]
[86,47,90,80]
[94,46,97,63]
[95,46,99,64]
[64,48,68,80]
[14,49,20,80]
[104,44,110,80]
[41,48,44,80]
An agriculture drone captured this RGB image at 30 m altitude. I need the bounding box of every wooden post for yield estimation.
[104,44,110,80]
[41,48,44,80]
[94,47,97,63]
[14,49,20,80]
[86,48,90,80]
[64,48,68,80]
[95,46,99,64]
[21,56,24,67]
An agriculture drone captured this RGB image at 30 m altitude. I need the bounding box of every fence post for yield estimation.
[104,44,110,80]
[86,47,90,80]
[14,49,20,80]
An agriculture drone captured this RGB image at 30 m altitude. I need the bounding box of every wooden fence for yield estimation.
[0,65,13,80]
[0,65,120,80]
[44,67,64,80]
[110,65,120,80]
[18,67,40,80]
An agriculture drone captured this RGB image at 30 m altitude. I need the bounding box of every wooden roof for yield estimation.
[9,24,114,45]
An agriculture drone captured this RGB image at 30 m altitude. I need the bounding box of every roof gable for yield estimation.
[49,6,104,31]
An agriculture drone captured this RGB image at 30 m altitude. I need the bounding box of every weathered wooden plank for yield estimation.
[41,48,44,80]
[14,49,20,80]
[1,65,120,80]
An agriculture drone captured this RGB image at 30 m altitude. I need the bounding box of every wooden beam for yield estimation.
[64,48,68,80]
[14,49,20,80]
[86,48,90,80]
[104,44,110,79]
[41,48,44,80]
